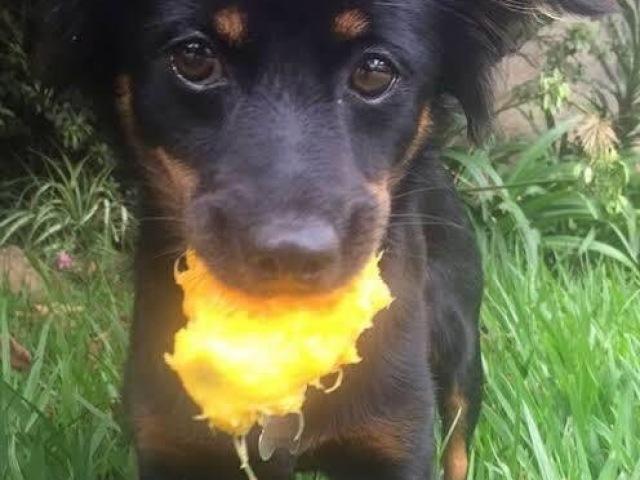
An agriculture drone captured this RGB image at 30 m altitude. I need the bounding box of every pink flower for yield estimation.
[55,251,75,271]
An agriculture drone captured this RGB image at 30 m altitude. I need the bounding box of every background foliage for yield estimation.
[0,0,129,256]
[443,1,640,269]
[0,0,109,170]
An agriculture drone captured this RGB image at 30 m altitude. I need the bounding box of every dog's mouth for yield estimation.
[236,276,337,297]
[189,244,374,299]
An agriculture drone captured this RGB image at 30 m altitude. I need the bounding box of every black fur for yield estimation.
[39,1,616,479]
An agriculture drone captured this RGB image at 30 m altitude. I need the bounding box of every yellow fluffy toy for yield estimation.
[165,249,392,478]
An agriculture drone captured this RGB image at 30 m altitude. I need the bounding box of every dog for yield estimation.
[42,0,615,478]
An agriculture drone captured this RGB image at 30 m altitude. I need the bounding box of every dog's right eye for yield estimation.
[169,41,224,87]
[349,54,398,100]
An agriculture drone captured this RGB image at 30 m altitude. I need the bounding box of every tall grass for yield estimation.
[446,121,639,270]
[470,252,640,479]
[0,252,133,480]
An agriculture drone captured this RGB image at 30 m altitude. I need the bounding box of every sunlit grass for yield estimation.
[471,258,640,479]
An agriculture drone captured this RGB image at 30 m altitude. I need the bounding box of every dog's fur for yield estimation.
[41,1,615,479]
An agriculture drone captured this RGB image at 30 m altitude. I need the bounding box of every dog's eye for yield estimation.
[349,55,398,99]
[170,41,224,86]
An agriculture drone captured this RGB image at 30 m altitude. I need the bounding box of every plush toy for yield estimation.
[165,249,393,478]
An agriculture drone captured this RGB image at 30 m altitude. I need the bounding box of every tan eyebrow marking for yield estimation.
[213,6,247,45]
[333,9,370,40]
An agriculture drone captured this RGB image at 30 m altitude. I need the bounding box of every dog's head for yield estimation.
[42,0,615,295]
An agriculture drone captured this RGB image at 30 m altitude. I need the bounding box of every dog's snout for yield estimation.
[249,219,340,285]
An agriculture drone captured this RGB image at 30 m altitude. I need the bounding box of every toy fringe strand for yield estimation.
[233,435,259,480]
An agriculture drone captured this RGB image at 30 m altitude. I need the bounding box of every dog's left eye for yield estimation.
[349,55,398,99]
[169,41,224,86]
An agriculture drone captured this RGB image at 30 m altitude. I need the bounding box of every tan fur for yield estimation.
[401,106,432,166]
[114,74,198,222]
[145,148,198,215]
[333,9,370,39]
[365,175,392,249]
[389,105,432,188]
[213,6,247,45]
[366,176,391,216]
[443,392,469,480]
[115,75,142,155]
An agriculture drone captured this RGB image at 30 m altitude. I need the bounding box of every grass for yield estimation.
[470,257,640,479]
[1,250,133,480]
[1,248,638,479]
[0,154,131,256]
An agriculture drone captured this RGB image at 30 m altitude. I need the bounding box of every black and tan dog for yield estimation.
[42,1,615,479]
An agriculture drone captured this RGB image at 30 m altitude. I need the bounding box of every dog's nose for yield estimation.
[248,219,340,286]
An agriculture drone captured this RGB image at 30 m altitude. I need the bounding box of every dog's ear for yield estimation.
[439,0,618,140]
[35,0,126,91]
